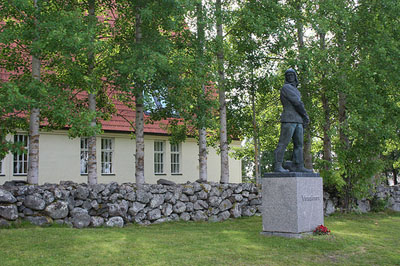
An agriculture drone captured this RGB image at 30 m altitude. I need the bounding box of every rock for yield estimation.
[162,203,173,216]
[182,186,195,196]
[250,199,261,206]
[208,196,222,207]
[173,201,186,214]
[106,216,124,227]
[180,212,191,221]
[157,179,176,186]
[0,205,18,220]
[45,201,69,219]
[201,183,212,192]
[23,208,34,216]
[242,206,256,217]
[219,199,232,211]
[194,200,208,210]
[0,189,17,203]
[71,208,91,228]
[24,195,46,211]
[0,218,11,227]
[147,209,162,221]
[390,203,400,212]
[179,194,189,202]
[91,200,100,210]
[221,189,233,199]
[150,194,165,208]
[125,192,136,202]
[242,191,250,198]
[218,210,230,221]
[197,190,208,200]
[357,199,370,213]
[192,210,207,221]
[134,212,146,223]
[82,200,92,210]
[325,199,335,215]
[43,191,55,204]
[232,194,243,202]
[129,202,146,215]
[25,216,52,226]
[209,187,221,197]
[136,190,152,204]
[208,215,220,222]
[108,201,128,217]
[91,184,105,194]
[185,202,194,212]
[189,195,197,202]
[75,186,90,200]
[234,185,243,194]
[248,194,258,201]
[164,192,173,202]
[91,216,105,227]
[230,204,241,218]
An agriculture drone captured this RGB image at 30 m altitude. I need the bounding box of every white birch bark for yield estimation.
[87,0,97,185]
[135,10,145,185]
[197,3,207,182]
[27,0,40,185]
[216,0,229,184]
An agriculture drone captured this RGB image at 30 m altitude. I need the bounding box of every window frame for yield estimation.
[13,134,28,176]
[154,140,165,174]
[80,138,89,175]
[170,142,181,175]
[101,138,114,175]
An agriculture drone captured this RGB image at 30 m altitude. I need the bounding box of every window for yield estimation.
[171,143,181,174]
[0,157,4,175]
[80,138,89,174]
[154,141,165,174]
[101,138,113,174]
[13,134,28,175]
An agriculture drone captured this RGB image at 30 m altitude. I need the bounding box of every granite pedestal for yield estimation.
[261,172,323,238]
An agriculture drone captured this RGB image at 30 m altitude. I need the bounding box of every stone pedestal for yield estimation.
[261,172,323,238]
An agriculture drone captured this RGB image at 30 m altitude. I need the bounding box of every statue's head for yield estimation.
[285,68,298,87]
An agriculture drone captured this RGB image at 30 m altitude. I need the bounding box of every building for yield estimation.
[0,99,242,185]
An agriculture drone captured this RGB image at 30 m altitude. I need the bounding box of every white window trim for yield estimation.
[101,138,114,175]
[154,141,165,174]
[170,142,181,175]
[80,138,89,175]
[0,157,4,175]
[13,134,28,176]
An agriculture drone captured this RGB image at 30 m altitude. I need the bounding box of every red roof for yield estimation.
[100,99,170,134]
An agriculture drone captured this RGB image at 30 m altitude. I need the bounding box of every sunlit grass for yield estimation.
[0,212,399,265]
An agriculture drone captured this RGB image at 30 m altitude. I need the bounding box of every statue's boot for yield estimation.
[274,162,289,173]
[291,164,313,173]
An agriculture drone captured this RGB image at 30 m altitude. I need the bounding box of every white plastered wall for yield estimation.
[0,130,242,184]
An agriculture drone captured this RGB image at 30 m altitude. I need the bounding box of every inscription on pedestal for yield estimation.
[261,175,324,238]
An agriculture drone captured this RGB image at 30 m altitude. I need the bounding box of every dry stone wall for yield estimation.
[0,181,399,228]
[0,181,262,228]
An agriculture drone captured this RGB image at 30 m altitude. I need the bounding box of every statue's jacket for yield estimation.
[280,83,308,124]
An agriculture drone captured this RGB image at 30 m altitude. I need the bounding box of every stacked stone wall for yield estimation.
[0,182,399,228]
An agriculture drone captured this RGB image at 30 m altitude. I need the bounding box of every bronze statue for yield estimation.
[273,68,313,173]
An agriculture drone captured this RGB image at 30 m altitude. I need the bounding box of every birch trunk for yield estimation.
[216,0,229,184]
[135,10,145,185]
[87,0,97,185]
[251,88,260,184]
[320,32,332,169]
[197,3,207,182]
[27,0,40,185]
[296,9,313,169]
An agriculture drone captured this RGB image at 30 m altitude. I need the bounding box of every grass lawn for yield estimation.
[0,212,399,266]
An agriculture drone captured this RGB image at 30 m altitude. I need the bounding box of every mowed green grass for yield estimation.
[1,212,399,266]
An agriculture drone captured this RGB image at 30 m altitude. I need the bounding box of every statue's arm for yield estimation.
[282,86,310,123]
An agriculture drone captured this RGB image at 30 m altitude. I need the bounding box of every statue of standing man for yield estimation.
[273,68,313,173]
